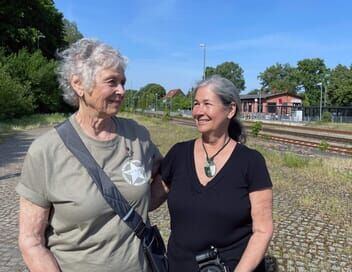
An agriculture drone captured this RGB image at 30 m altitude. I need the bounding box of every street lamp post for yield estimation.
[258,89,262,114]
[155,93,158,111]
[317,82,323,121]
[199,43,206,80]
[37,34,45,49]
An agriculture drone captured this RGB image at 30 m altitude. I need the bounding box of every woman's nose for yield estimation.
[192,105,203,116]
[115,84,125,94]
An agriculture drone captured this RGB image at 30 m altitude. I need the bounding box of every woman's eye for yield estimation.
[107,80,117,86]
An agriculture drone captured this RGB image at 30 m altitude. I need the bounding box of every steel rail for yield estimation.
[169,117,352,156]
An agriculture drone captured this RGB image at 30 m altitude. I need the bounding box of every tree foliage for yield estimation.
[258,63,299,94]
[0,48,74,118]
[296,58,327,106]
[0,0,66,58]
[0,57,35,119]
[63,19,84,45]
[4,49,63,113]
[121,89,138,111]
[139,83,166,98]
[328,65,352,106]
[205,61,245,92]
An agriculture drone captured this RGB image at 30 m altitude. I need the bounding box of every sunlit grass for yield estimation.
[2,112,350,224]
[304,121,352,131]
[124,113,351,223]
[0,113,68,142]
[119,112,199,155]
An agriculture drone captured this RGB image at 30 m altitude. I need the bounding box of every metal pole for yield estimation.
[319,83,323,121]
[155,94,157,111]
[200,43,206,80]
[191,88,193,110]
[324,84,327,106]
[259,89,262,113]
[37,34,45,49]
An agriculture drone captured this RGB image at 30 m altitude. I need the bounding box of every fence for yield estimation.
[242,105,352,123]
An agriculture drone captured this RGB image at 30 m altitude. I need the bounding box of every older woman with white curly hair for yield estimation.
[16,38,162,272]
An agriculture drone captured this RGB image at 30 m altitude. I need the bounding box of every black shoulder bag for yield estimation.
[55,120,168,272]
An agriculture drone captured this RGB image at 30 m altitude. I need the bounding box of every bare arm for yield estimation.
[150,175,169,211]
[149,156,169,211]
[18,197,61,272]
[234,188,273,272]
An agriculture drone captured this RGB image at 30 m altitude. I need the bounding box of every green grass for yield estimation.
[304,121,352,131]
[0,113,68,142]
[282,153,309,168]
[122,113,351,222]
[2,112,350,223]
[119,112,199,155]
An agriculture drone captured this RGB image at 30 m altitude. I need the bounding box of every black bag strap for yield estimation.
[55,119,147,239]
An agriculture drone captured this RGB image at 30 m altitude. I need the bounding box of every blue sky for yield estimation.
[55,0,352,94]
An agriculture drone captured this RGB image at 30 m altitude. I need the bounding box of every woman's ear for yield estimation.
[70,75,85,97]
[227,102,237,119]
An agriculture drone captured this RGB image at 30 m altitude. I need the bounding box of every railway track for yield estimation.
[169,117,352,156]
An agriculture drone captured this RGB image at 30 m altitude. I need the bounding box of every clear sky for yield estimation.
[55,0,352,94]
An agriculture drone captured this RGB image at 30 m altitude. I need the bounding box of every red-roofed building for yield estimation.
[164,89,185,98]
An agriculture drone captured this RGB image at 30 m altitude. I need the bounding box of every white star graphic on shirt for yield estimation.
[121,160,148,186]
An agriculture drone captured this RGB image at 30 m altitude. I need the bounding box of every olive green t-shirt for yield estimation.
[16,115,161,272]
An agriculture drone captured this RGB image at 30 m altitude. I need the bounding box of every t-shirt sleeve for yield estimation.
[160,143,180,186]
[246,150,272,192]
[15,145,51,208]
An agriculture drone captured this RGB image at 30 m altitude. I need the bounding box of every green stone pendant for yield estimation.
[204,159,216,178]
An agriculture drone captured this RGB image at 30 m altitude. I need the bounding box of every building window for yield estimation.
[268,102,276,113]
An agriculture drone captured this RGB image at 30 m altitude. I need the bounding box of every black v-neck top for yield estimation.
[161,139,272,272]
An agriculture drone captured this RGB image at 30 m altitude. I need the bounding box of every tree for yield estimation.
[139,83,166,98]
[63,19,83,45]
[171,96,191,110]
[0,0,66,58]
[204,66,216,78]
[296,58,327,106]
[121,89,138,111]
[328,65,352,106]
[3,49,62,113]
[205,61,245,92]
[247,89,262,95]
[258,63,299,94]
[0,65,35,119]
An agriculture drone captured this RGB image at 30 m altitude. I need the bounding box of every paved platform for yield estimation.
[0,126,351,271]
[0,127,51,272]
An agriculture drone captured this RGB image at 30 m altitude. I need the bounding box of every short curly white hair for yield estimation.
[56,38,128,107]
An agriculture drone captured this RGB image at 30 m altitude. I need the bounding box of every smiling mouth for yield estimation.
[197,119,210,124]
[108,100,121,104]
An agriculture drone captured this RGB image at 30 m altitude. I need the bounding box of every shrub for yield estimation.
[251,121,262,137]
[318,140,330,151]
[322,111,332,122]
[162,110,171,121]
[0,65,35,119]
[4,49,62,113]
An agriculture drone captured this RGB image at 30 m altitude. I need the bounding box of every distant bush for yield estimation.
[162,110,171,121]
[0,65,35,119]
[4,49,62,113]
[251,121,262,137]
[0,48,73,119]
[321,111,332,122]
